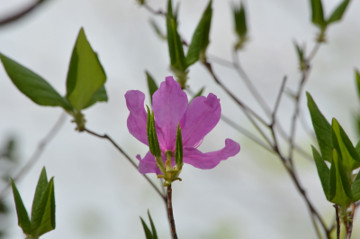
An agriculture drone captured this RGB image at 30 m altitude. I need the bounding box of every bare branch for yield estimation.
[83,128,166,201]
[0,112,66,201]
[0,1,47,27]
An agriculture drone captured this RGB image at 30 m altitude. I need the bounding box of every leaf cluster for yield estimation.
[140,211,158,239]
[307,93,360,208]
[11,167,55,239]
[310,0,351,41]
[166,0,212,88]
[0,28,107,131]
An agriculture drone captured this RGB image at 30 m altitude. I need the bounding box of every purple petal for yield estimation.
[180,93,221,147]
[183,139,240,169]
[152,76,188,151]
[137,151,161,174]
[125,90,148,145]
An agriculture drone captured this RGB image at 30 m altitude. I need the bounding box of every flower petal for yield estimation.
[180,93,221,147]
[137,151,161,174]
[152,76,188,151]
[183,139,240,169]
[125,90,148,145]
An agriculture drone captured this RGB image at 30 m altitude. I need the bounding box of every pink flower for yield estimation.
[125,76,240,174]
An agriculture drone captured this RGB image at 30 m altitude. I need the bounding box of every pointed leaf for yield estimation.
[146,107,161,157]
[312,146,331,200]
[33,178,55,237]
[332,118,360,172]
[166,0,186,72]
[190,87,205,103]
[356,140,360,155]
[327,0,350,25]
[140,217,153,239]
[310,0,325,28]
[11,179,31,234]
[329,149,352,207]
[146,71,158,105]
[186,0,213,67]
[351,171,360,201]
[233,2,247,39]
[147,211,158,239]
[66,28,107,111]
[307,92,333,162]
[149,19,166,40]
[0,54,71,110]
[31,167,48,225]
[175,124,183,168]
[355,70,360,102]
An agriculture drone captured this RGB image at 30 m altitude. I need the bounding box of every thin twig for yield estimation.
[166,185,178,239]
[0,1,47,26]
[143,3,166,16]
[83,128,166,201]
[334,205,340,239]
[232,50,272,117]
[0,112,66,201]
[271,77,287,124]
[203,60,273,147]
[288,43,322,168]
[271,127,330,238]
[345,203,355,239]
[209,54,313,161]
[221,115,273,153]
[269,80,330,238]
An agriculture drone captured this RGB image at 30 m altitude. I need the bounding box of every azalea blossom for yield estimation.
[125,76,240,174]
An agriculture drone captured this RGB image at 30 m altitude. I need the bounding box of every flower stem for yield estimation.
[167,185,178,239]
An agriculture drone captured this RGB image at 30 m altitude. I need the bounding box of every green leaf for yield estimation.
[293,41,307,70]
[351,171,360,201]
[149,19,166,40]
[11,179,31,234]
[146,107,161,158]
[140,211,158,239]
[83,85,108,109]
[312,146,331,200]
[147,211,158,239]
[0,54,71,110]
[66,28,107,111]
[326,0,351,25]
[146,71,158,105]
[140,217,153,239]
[329,149,352,207]
[31,167,48,227]
[356,140,360,155]
[190,87,205,103]
[310,0,325,28]
[175,124,183,168]
[332,118,360,171]
[185,0,213,67]
[166,0,186,72]
[355,70,360,102]
[233,2,247,39]
[32,178,56,237]
[307,92,333,162]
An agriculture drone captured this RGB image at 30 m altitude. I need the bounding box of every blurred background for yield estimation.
[1,0,360,238]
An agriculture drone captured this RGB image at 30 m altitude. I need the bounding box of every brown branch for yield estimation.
[270,123,331,238]
[203,60,272,147]
[83,128,166,202]
[143,3,166,16]
[166,185,178,239]
[334,205,340,239]
[232,51,272,117]
[0,1,47,26]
